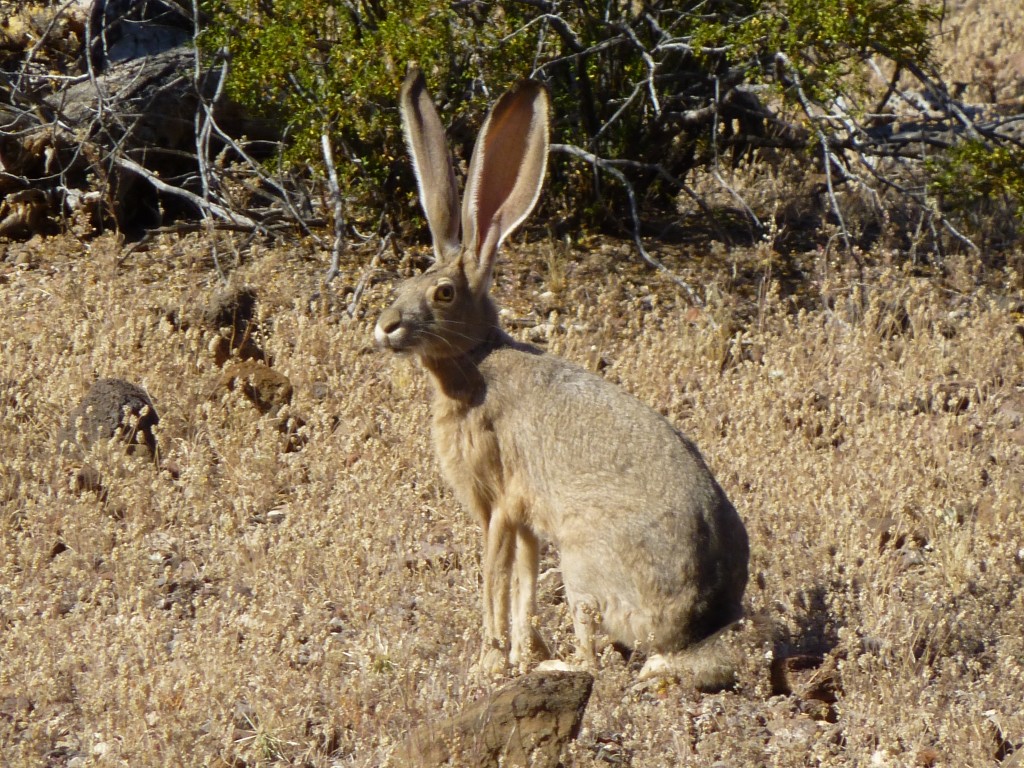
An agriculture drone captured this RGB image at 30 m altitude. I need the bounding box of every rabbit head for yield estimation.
[375,67,549,363]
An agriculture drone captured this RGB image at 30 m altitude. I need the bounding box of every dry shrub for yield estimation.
[1,231,1022,767]
[675,0,1024,260]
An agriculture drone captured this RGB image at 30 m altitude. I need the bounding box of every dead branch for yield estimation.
[551,142,704,306]
[0,2,316,240]
[111,154,257,228]
[320,132,346,284]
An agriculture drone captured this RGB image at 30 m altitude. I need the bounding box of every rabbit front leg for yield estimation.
[535,591,600,673]
[509,526,551,669]
[478,512,515,674]
[569,594,600,668]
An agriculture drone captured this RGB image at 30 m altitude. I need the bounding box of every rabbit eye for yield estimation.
[434,283,455,303]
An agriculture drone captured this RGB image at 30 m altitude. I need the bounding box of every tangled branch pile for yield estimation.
[0,0,286,239]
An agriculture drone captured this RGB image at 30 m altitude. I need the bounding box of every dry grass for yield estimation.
[937,0,1024,104]
[1,227,1022,768]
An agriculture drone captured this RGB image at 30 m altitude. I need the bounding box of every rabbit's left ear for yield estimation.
[462,80,550,294]
[400,66,461,261]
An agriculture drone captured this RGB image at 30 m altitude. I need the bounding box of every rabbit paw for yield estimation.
[471,642,508,679]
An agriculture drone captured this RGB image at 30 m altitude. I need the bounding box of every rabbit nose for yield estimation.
[377,308,401,335]
[375,308,403,348]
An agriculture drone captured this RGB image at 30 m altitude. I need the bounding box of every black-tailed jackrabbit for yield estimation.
[376,68,749,684]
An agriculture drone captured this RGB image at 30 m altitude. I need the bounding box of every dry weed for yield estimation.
[937,0,1024,104]
[1,227,1021,767]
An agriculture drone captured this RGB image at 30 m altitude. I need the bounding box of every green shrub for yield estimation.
[929,140,1024,241]
[200,0,454,217]
[696,0,938,101]
[199,0,943,232]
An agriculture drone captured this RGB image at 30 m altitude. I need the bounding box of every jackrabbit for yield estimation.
[376,67,749,683]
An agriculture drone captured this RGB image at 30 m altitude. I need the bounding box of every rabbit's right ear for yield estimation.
[400,66,461,261]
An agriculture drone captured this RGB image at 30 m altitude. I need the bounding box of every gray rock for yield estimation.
[57,378,159,459]
[396,671,593,768]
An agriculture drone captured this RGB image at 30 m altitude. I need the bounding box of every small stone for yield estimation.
[219,361,293,416]
[203,286,264,365]
[57,378,159,460]
[73,465,104,494]
[204,286,258,331]
[538,290,563,314]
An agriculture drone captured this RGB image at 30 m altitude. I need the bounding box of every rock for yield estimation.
[205,286,258,331]
[537,290,563,314]
[0,189,50,239]
[87,0,193,71]
[216,361,307,452]
[219,361,293,416]
[396,671,593,768]
[769,654,840,711]
[209,333,266,367]
[57,378,159,459]
[765,713,822,750]
[204,287,265,365]
[72,465,106,497]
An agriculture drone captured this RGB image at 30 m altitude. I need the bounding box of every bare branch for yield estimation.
[111,154,258,228]
[346,234,389,318]
[552,143,703,307]
[320,132,347,284]
[616,23,660,116]
[775,53,853,252]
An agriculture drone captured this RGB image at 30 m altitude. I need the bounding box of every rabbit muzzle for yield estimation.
[374,306,410,351]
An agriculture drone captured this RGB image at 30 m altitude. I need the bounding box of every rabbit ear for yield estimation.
[462,80,549,293]
[400,66,461,260]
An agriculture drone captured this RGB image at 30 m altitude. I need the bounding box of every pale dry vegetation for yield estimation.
[939,0,1024,104]
[2,3,1024,766]
[1,227,1022,767]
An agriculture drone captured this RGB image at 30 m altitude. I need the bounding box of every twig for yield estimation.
[870,41,984,141]
[616,23,660,116]
[776,53,852,252]
[710,76,762,233]
[191,2,228,278]
[347,234,388,318]
[551,143,703,306]
[589,78,645,147]
[203,120,317,237]
[320,132,347,283]
[14,0,82,95]
[111,154,258,228]
[711,168,763,231]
